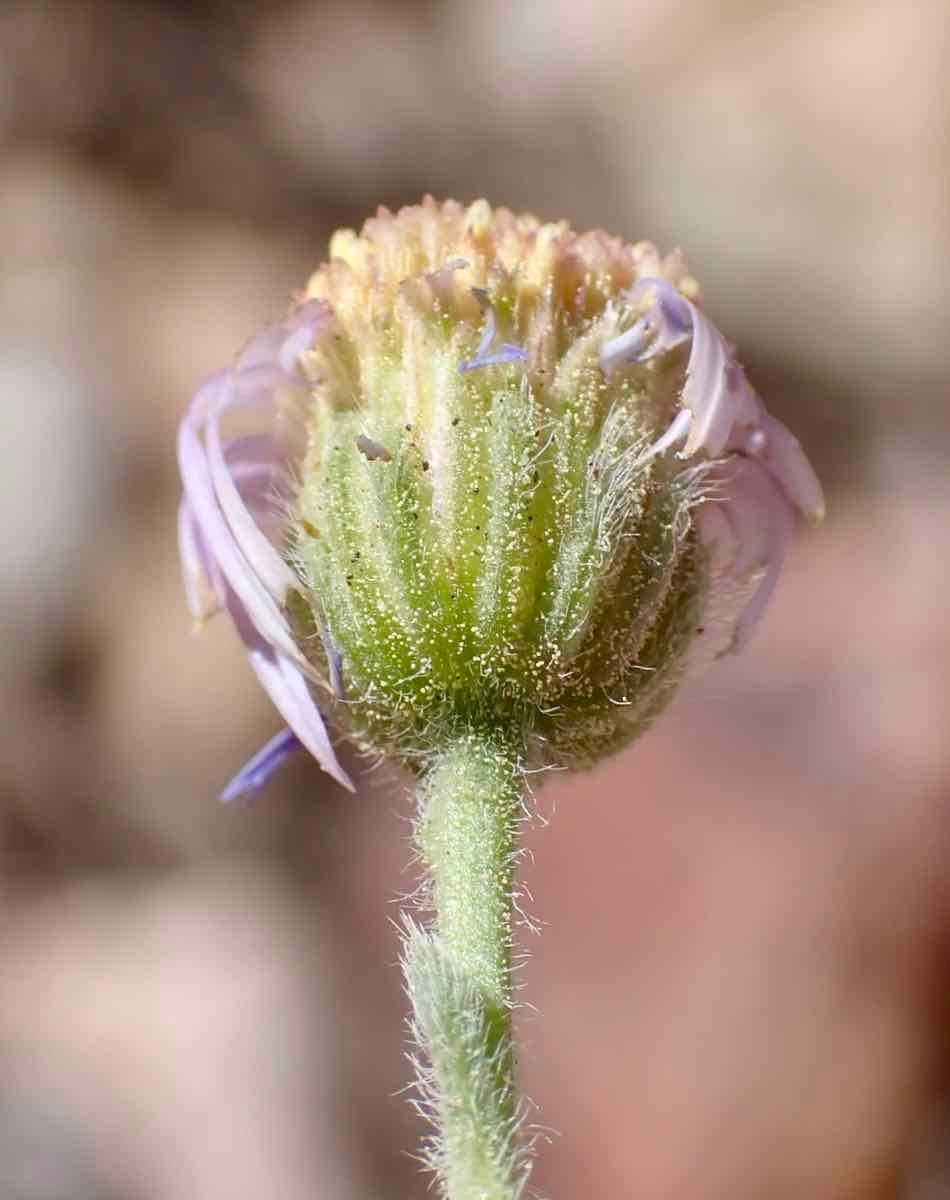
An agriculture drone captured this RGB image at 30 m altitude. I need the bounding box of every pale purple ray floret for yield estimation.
[601,277,825,652]
[459,305,528,372]
[177,299,354,801]
[220,728,303,804]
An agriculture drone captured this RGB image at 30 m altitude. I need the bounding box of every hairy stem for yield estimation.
[403,731,531,1200]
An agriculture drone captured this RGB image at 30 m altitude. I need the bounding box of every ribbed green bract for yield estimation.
[294,318,706,770]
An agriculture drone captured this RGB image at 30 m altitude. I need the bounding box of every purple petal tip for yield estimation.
[459,305,527,373]
[220,728,302,803]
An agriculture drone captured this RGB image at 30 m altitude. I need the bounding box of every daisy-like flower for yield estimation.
[178,198,823,801]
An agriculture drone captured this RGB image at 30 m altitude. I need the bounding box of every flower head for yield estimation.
[178,197,823,799]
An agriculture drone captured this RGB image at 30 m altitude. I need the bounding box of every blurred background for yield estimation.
[1,0,949,1196]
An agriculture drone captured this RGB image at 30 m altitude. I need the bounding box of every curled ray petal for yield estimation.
[262,652,352,792]
[682,309,761,453]
[319,624,347,700]
[633,407,692,469]
[220,728,302,804]
[459,307,528,372]
[231,309,323,393]
[601,278,691,376]
[461,344,528,372]
[657,287,692,335]
[627,278,765,461]
[228,459,283,498]
[722,501,793,652]
[230,361,292,404]
[730,546,788,650]
[721,491,769,578]
[697,459,795,652]
[474,306,497,358]
[713,462,780,576]
[285,297,331,332]
[224,432,287,472]
[277,321,320,378]
[182,445,286,596]
[643,317,688,360]
[233,299,328,375]
[230,465,288,544]
[690,502,761,664]
[723,360,763,432]
[682,301,732,456]
[599,317,652,376]
[692,499,733,569]
[236,324,287,372]
[178,496,225,623]
[757,413,826,524]
[207,376,299,601]
[233,604,354,792]
[177,376,302,663]
[224,439,290,537]
[632,276,691,332]
[224,434,287,499]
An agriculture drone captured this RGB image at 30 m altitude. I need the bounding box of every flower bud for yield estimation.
[178,198,824,798]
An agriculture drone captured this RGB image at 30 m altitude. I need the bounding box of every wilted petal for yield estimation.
[319,624,347,700]
[461,343,528,371]
[236,326,284,371]
[177,495,225,624]
[223,587,353,792]
[235,298,328,378]
[285,297,332,333]
[631,408,692,471]
[224,436,287,500]
[696,458,795,653]
[235,305,328,391]
[177,375,302,663]
[230,361,292,404]
[625,277,760,458]
[178,437,289,625]
[605,277,824,532]
[680,300,733,456]
[177,299,359,797]
[245,641,354,792]
[460,305,528,372]
[754,413,826,525]
[600,280,690,377]
[206,376,299,602]
[220,728,302,804]
[599,317,652,375]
